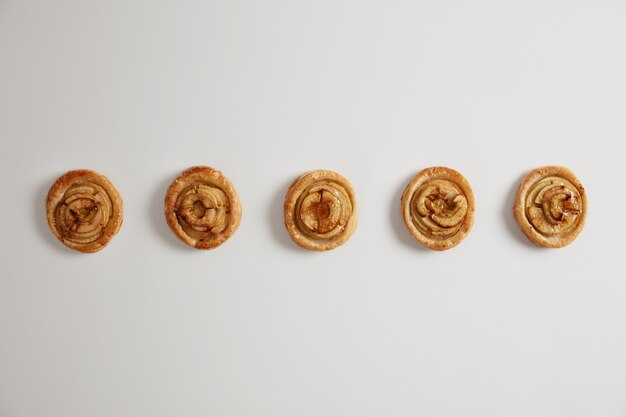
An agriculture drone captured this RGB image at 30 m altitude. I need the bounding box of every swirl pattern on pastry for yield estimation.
[284,170,357,251]
[164,166,241,249]
[45,170,123,253]
[401,167,474,250]
[514,166,586,248]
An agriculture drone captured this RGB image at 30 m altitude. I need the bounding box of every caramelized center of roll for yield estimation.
[409,179,468,239]
[524,176,583,237]
[294,180,353,240]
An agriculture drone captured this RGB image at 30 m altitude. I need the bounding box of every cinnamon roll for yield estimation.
[401,167,475,250]
[514,166,586,248]
[284,170,358,251]
[164,166,241,249]
[45,169,123,253]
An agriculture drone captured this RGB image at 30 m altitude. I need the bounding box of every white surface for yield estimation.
[1,1,625,416]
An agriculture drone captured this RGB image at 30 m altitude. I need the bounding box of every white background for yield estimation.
[1,1,625,416]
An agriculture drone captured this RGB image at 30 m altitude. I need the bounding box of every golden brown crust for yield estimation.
[401,167,475,251]
[45,169,123,253]
[164,166,241,250]
[284,170,358,251]
[513,166,586,248]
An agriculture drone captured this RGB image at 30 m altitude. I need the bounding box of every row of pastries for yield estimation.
[44,166,586,253]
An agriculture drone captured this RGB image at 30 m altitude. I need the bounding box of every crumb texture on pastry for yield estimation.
[164,166,241,250]
[514,166,586,248]
[401,167,474,251]
[46,169,123,253]
[284,170,357,251]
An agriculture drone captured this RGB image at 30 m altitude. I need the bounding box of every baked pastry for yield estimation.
[164,166,241,249]
[45,169,123,253]
[401,167,475,250]
[284,170,357,251]
[514,166,586,248]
